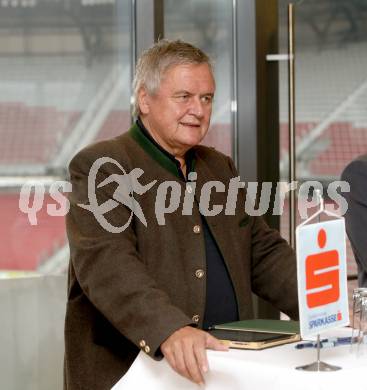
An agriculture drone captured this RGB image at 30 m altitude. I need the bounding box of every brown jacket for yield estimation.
[341,153,367,287]
[64,124,298,389]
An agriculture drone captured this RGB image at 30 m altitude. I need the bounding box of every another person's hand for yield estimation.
[160,326,229,385]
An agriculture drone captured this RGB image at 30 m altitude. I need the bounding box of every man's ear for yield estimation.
[137,87,150,115]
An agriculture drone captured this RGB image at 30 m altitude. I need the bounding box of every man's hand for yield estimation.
[160,326,229,385]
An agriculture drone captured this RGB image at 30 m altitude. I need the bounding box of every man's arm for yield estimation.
[225,156,298,319]
[342,159,367,285]
[67,152,193,358]
[160,326,228,385]
[249,216,299,319]
[67,150,227,385]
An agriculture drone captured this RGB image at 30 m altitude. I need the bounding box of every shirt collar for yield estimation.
[134,117,195,180]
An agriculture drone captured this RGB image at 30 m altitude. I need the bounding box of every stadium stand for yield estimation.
[94,110,130,142]
[309,122,367,176]
[0,1,366,277]
[280,121,367,178]
[0,102,80,164]
[0,193,66,270]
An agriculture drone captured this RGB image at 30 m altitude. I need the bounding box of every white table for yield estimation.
[112,328,367,390]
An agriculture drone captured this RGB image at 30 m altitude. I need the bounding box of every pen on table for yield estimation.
[296,338,329,349]
[295,336,367,349]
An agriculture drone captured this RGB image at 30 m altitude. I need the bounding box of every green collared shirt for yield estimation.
[130,118,239,329]
[130,117,195,181]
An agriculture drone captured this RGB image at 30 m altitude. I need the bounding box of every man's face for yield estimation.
[138,63,215,156]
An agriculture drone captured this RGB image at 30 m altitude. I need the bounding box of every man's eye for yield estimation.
[201,96,213,104]
[177,94,189,101]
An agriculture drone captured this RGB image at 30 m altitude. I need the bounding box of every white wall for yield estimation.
[0,275,66,390]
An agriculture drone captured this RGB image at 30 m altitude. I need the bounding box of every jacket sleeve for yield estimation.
[226,156,299,320]
[66,150,192,360]
[342,159,367,285]
[249,216,299,320]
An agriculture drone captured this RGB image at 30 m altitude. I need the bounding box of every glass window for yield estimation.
[0,0,132,275]
[278,0,367,303]
[164,0,234,157]
[0,2,132,387]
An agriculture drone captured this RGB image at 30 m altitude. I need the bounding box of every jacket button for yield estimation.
[139,340,146,348]
[144,345,151,354]
[195,269,205,279]
[192,314,200,323]
[193,225,201,234]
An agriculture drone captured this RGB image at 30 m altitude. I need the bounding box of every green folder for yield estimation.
[213,319,300,335]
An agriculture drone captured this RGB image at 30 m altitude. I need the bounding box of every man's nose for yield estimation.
[188,96,204,118]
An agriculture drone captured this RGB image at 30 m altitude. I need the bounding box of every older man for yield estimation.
[341,154,367,287]
[64,40,298,389]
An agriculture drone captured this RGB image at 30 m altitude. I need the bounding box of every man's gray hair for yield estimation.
[132,39,213,117]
